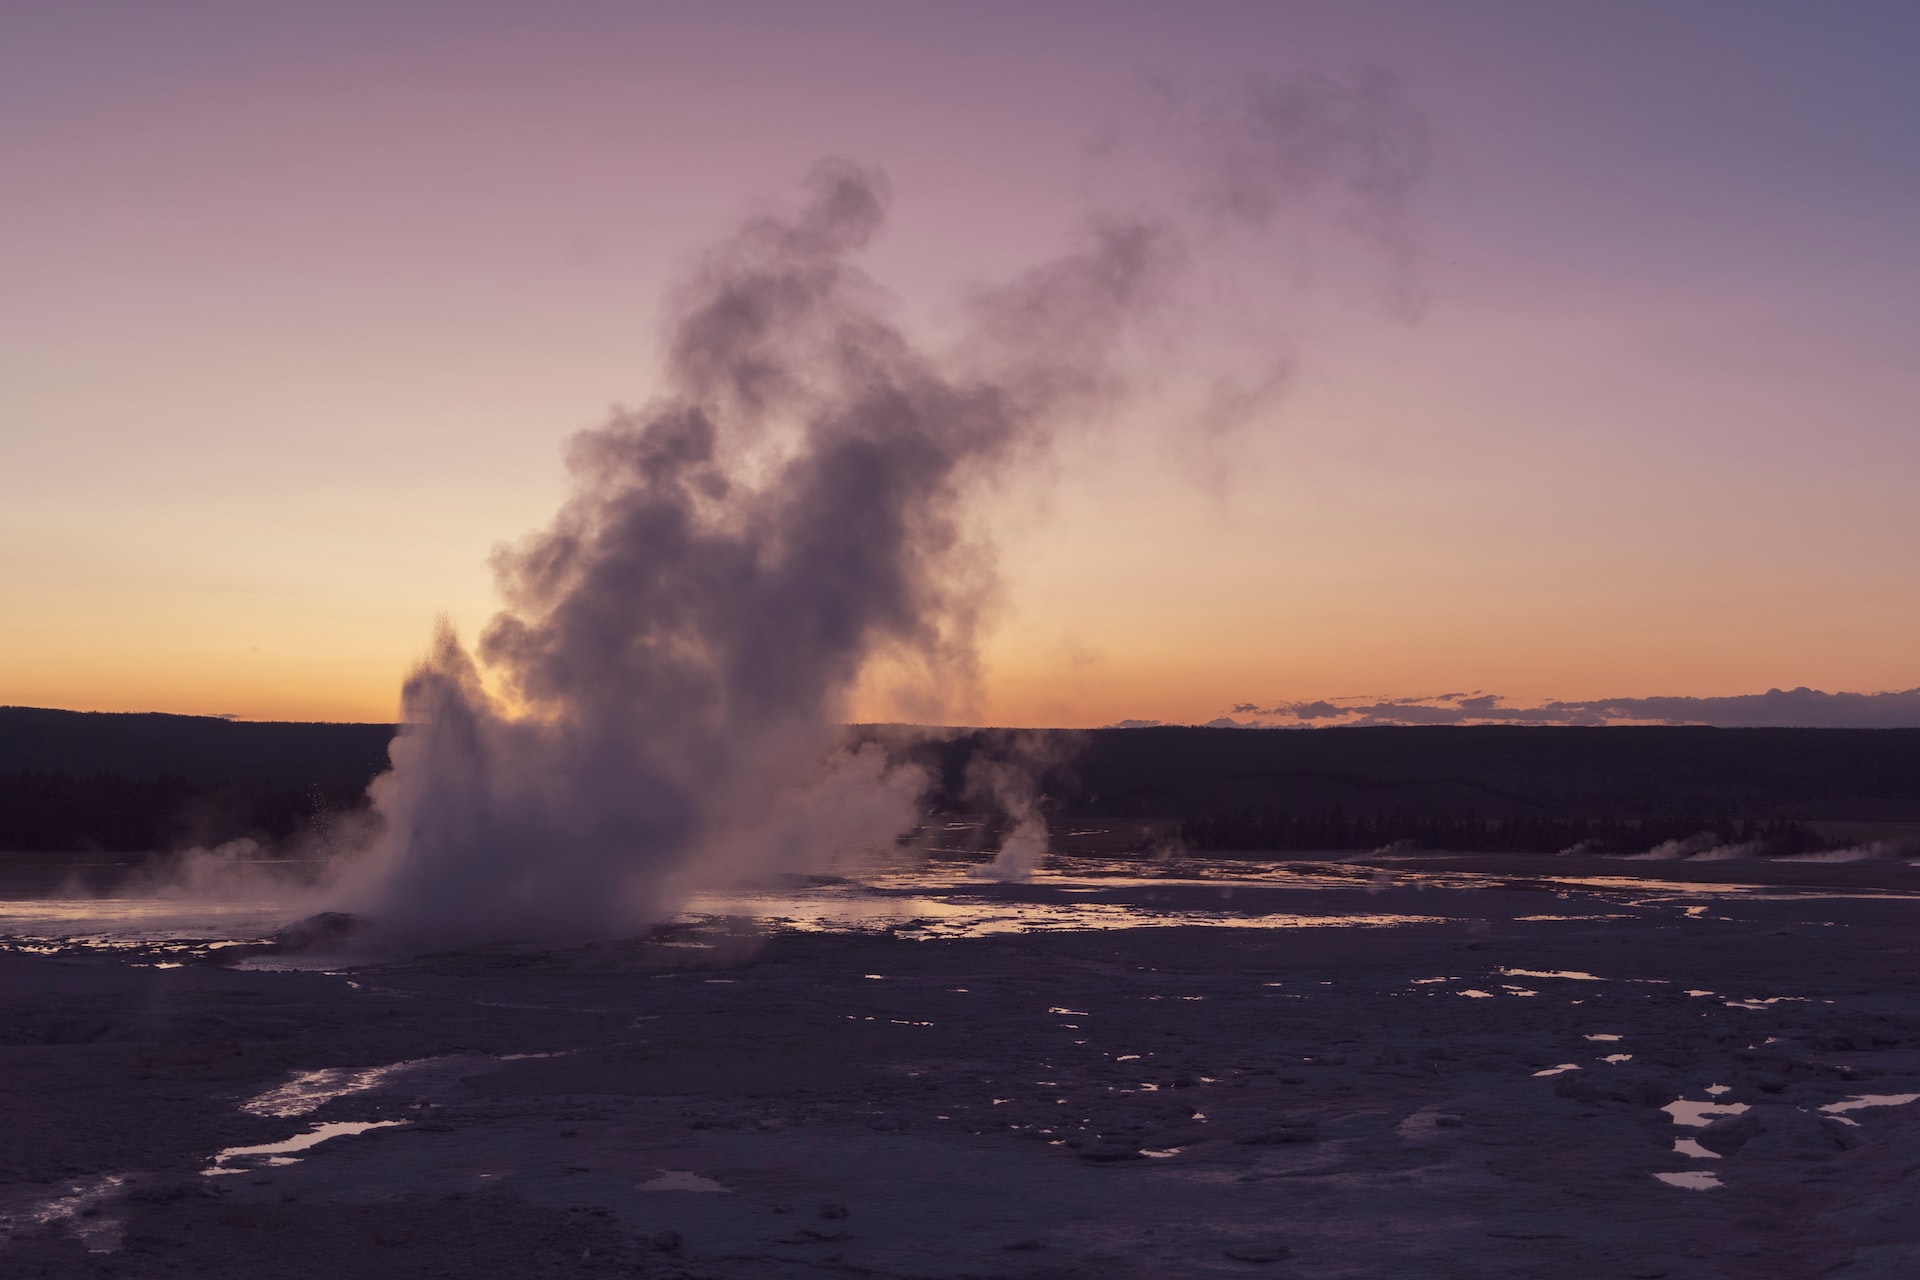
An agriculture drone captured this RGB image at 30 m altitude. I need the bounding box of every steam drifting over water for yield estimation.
[335,75,1428,950]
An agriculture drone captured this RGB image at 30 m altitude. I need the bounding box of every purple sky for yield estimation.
[4,2,1917,724]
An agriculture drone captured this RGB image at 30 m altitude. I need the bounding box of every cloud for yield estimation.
[1225,686,1920,729]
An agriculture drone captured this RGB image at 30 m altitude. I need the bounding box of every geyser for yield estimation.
[339,72,1429,950]
[339,163,1173,949]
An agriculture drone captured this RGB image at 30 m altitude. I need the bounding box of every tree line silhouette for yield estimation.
[1177,807,1832,855]
[0,770,369,854]
[0,761,1869,860]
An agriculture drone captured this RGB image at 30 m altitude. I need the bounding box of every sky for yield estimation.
[4,1,1918,727]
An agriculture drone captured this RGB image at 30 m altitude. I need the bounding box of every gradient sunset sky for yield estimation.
[5,1,1917,726]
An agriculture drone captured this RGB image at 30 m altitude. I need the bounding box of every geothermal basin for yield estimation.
[3,850,1918,1278]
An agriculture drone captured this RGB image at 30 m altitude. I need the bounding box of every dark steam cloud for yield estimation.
[1170,67,1431,319]
[341,165,1172,947]
[339,71,1431,949]
[1138,66,1430,477]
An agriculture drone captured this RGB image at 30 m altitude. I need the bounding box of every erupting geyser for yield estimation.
[338,163,1173,948]
[336,73,1429,950]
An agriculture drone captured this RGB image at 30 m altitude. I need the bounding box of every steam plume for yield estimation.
[337,164,1173,946]
[965,732,1074,882]
[338,74,1428,949]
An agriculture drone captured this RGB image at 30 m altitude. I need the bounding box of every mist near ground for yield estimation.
[309,72,1426,952]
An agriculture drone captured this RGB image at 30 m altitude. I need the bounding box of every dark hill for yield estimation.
[0,708,394,855]
[0,707,392,788]
[1046,725,1920,823]
[5,709,1920,855]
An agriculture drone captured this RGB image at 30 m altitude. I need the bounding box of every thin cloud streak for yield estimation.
[1175,686,1920,729]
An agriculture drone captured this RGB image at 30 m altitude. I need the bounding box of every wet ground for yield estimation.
[3,851,1918,1278]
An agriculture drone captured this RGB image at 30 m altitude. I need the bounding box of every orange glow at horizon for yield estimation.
[5,6,1918,727]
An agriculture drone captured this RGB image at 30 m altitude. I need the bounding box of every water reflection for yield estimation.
[4,850,1912,958]
[684,876,1447,940]
[0,1174,127,1253]
[0,897,284,959]
[636,1171,728,1193]
[1663,1094,1747,1128]
[1821,1093,1920,1115]
[243,1054,500,1117]
[204,1120,406,1176]
[1497,967,1605,982]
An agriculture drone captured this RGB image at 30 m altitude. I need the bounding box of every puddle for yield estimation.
[1583,1034,1623,1042]
[1724,996,1815,1011]
[1600,1054,1633,1064]
[204,1120,407,1175]
[0,874,1457,961]
[1497,968,1605,982]
[245,1060,427,1117]
[1820,1093,1920,1115]
[636,1171,728,1193]
[8,854,1914,962]
[242,1053,506,1117]
[689,877,1447,941]
[245,1066,395,1117]
[1663,1094,1748,1128]
[1673,1138,1720,1159]
[0,897,288,962]
[1531,1064,1581,1077]
[1653,1170,1722,1190]
[0,1174,128,1253]
[1515,914,1635,922]
[1458,989,1495,999]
